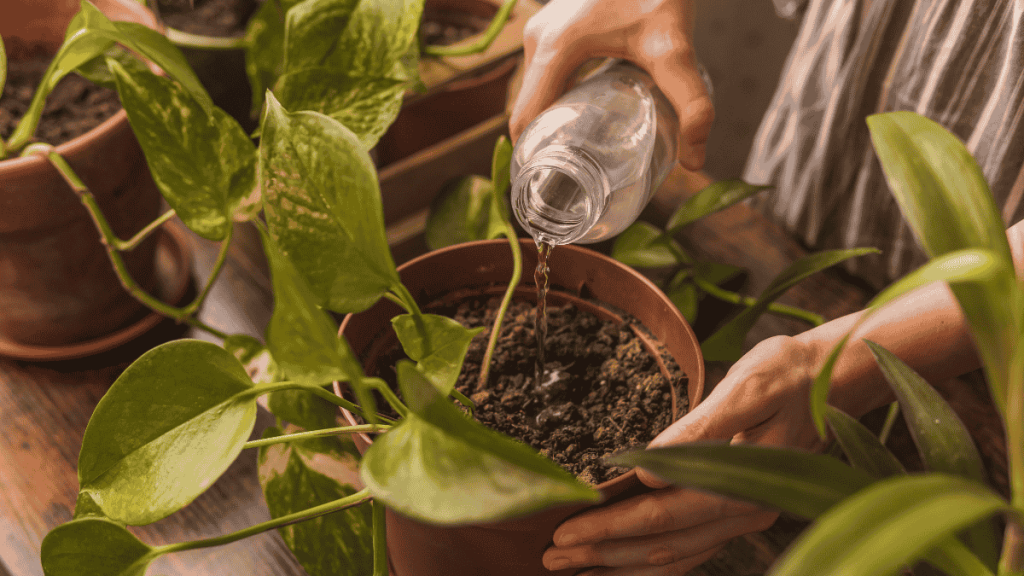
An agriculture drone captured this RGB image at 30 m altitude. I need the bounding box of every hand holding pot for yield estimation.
[541,335,820,575]
[508,0,714,171]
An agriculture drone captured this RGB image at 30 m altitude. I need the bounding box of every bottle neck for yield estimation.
[512,146,609,246]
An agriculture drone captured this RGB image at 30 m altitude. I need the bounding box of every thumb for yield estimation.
[635,384,757,488]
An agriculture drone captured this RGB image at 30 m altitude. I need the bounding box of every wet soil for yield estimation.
[0,49,121,146]
[372,297,688,486]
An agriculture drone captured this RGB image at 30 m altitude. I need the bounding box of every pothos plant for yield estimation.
[612,112,1024,576]
[4,1,588,575]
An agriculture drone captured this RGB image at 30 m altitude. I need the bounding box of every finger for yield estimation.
[544,510,777,571]
[576,544,725,576]
[508,34,588,142]
[552,488,762,547]
[634,40,714,171]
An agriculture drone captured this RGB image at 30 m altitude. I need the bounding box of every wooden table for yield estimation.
[0,167,999,575]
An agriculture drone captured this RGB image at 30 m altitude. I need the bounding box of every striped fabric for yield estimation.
[744,0,1024,289]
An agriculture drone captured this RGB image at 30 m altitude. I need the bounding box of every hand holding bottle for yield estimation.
[508,0,714,171]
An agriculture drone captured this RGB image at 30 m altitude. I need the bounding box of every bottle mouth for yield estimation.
[512,148,607,246]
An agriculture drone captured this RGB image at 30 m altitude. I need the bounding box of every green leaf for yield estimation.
[666,180,770,233]
[263,231,364,388]
[611,222,687,268]
[702,248,877,362]
[282,0,362,73]
[923,537,996,576]
[867,111,1023,413]
[865,340,1001,568]
[609,443,875,519]
[74,46,148,89]
[667,273,698,324]
[41,518,154,576]
[809,249,1004,438]
[392,314,483,396]
[260,92,400,314]
[274,69,405,149]
[258,426,373,576]
[692,261,744,287]
[244,0,304,116]
[110,62,257,240]
[223,334,280,385]
[491,136,513,199]
[72,491,107,520]
[322,0,425,81]
[824,406,905,479]
[361,362,600,524]
[767,474,1008,576]
[425,176,496,250]
[78,340,258,525]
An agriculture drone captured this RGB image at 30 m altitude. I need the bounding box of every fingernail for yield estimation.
[546,557,570,571]
[555,531,580,546]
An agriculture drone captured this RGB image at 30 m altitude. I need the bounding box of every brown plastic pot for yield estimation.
[0,0,184,358]
[337,238,705,576]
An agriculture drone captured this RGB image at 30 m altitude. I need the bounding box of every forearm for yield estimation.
[796,280,979,419]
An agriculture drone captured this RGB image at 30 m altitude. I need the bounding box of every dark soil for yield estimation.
[420,8,490,47]
[157,0,257,37]
[371,297,688,486]
[0,49,121,146]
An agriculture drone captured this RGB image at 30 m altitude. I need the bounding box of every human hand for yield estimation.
[542,335,830,575]
[508,0,714,171]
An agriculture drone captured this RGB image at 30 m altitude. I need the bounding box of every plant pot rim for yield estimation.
[334,237,705,495]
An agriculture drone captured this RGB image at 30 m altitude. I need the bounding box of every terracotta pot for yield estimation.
[337,239,705,576]
[0,0,176,355]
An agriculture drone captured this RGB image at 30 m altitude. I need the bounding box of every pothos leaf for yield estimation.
[260,92,400,314]
[41,518,154,576]
[110,61,257,240]
[667,180,770,233]
[244,0,304,116]
[77,340,258,525]
[258,426,373,576]
[391,313,483,396]
[361,362,600,524]
[611,222,687,268]
[425,175,496,250]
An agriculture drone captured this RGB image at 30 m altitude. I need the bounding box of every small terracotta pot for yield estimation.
[337,239,704,576]
[0,0,167,351]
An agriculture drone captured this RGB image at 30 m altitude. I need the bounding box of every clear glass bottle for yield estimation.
[511,60,679,246]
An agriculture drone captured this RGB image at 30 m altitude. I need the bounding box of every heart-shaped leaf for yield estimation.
[78,340,258,525]
[318,0,424,82]
[274,68,405,149]
[223,335,280,385]
[425,176,497,250]
[609,443,875,519]
[611,222,687,268]
[41,518,155,576]
[767,474,1008,576]
[361,362,600,524]
[258,426,372,576]
[666,180,770,233]
[701,248,877,362]
[260,92,400,314]
[824,405,905,479]
[244,0,304,115]
[865,340,1000,567]
[110,62,257,240]
[392,313,483,396]
[283,0,362,72]
[263,231,364,388]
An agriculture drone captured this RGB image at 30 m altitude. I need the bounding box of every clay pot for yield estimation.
[337,238,705,576]
[0,0,182,358]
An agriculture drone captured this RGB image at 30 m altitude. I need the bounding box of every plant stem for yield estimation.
[305,384,381,422]
[694,277,826,326]
[450,388,475,415]
[477,229,522,391]
[166,28,249,50]
[365,377,409,418]
[116,209,177,251]
[391,283,423,317]
[421,0,517,57]
[372,500,388,576]
[26,144,231,339]
[182,225,234,316]
[154,488,372,555]
[243,424,390,449]
[878,401,900,445]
